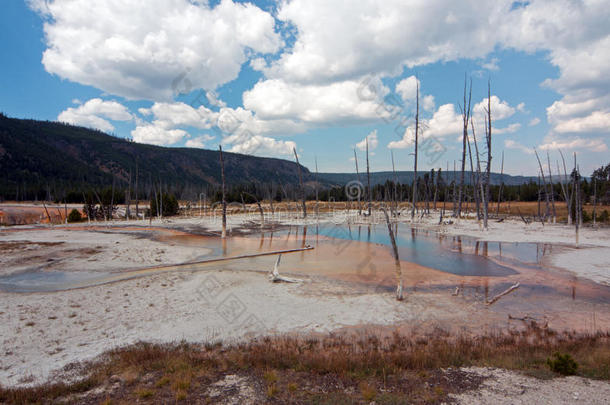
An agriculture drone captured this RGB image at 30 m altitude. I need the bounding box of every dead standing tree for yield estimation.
[354,148,362,215]
[546,151,557,223]
[293,147,307,219]
[483,80,492,230]
[411,80,420,220]
[573,153,581,247]
[219,145,227,238]
[457,76,472,218]
[391,150,399,216]
[559,150,573,225]
[466,128,480,220]
[314,157,320,218]
[366,138,372,216]
[534,148,551,223]
[470,117,485,226]
[135,158,139,220]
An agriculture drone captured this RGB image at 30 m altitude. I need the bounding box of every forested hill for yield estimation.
[1,113,543,201]
[0,114,310,200]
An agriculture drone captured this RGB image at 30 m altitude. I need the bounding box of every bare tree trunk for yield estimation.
[496,150,504,216]
[243,192,264,226]
[366,138,372,216]
[391,150,398,216]
[467,129,480,220]
[219,145,227,238]
[483,81,492,230]
[412,80,419,219]
[42,201,52,224]
[593,176,597,226]
[537,176,542,221]
[126,168,132,220]
[546,151,556,223]
[560,150,573,225]
[135,159,139,220]
[471,118,485,225]
[381,207,403,300]
[452,160,457,214]
[315,157,319,218]
[457,76,472,218]
[110,176,115,221]
[573,153,579,247]
[534,149,550,223]
[293,147,307,219]
[158,180,163,219]
[354,148,362,216]
[433,168,439,211]
[82,191,91,223]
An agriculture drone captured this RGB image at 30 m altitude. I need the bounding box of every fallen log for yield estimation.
[486,282,520,305]
[516,208,530,225]
[269,254,303,283]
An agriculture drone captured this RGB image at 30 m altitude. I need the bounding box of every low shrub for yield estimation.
[67,209,82,223]
[547,352,578,375]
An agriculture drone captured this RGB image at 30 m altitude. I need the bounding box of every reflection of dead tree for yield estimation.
[269,254,303,283]
[293,147,307,219]
[486,282,520,305]
[381,207,403,300]
[219,145,227,238]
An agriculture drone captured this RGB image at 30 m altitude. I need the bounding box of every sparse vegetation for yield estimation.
[149,192,179,217]
[0,326,607,404]
[547,352,579,376]
[67,208,82,223]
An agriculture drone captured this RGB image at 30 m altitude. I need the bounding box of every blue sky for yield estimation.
[1,0,609,175]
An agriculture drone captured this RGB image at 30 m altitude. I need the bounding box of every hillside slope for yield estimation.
[0,114,309,199]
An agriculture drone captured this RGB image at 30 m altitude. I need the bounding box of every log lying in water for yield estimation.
[486,282,520,305]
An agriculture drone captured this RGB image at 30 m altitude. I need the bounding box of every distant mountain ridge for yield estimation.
[0,114,539,200]
[316,171,538,187]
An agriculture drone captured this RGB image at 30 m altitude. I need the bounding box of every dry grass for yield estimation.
[1,325,608,404]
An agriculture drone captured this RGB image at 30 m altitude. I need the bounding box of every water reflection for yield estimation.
[311,224,518,277]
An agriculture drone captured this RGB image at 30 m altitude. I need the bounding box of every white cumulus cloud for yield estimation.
[31,0,282,101]
[356,130,379,152]
[58,98,133,132]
